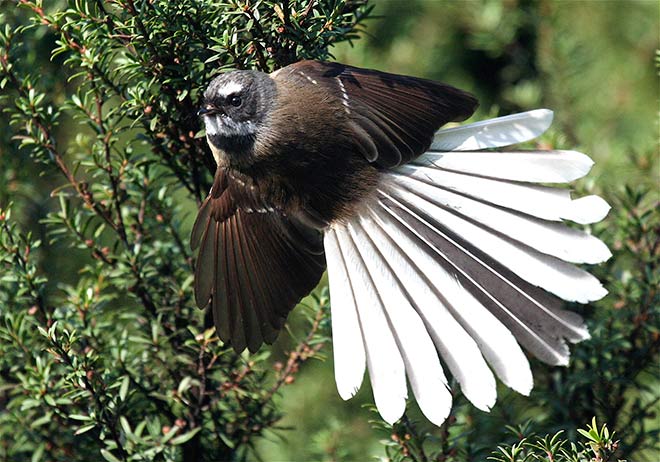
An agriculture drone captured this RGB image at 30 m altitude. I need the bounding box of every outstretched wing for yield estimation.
[275,60,478,168]
[191,169,326,353]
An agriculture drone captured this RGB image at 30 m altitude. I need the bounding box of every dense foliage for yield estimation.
[0,1,657,461]
[0,1,368,461]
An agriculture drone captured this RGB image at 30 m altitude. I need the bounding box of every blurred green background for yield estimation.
[258,1,659,460]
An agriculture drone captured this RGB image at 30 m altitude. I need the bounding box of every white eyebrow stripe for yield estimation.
[217,81,244,96]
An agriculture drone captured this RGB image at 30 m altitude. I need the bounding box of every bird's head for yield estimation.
[199,70,276,165]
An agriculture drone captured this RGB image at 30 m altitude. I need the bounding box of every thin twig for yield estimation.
[265,307,325,402]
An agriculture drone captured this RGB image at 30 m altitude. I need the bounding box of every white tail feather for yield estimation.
[333,226,407,424]
[431,109,554,151]
[324,230,366,400]
[390,174,611,264]
[384,183,607,303]
[568,196,611,224]
[361,209,497,410]
[363,207,500,409]
[395,164,610,224]
[349,219,452,425]
[377,194,578,364]
[368,205,534,394]
[415,150,595,183]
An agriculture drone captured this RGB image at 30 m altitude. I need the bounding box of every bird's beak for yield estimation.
[197,105,223,116]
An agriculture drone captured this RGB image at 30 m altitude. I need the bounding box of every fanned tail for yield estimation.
[324,110,611,425]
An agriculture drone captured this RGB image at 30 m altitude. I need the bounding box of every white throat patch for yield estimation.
[204,115,256,137]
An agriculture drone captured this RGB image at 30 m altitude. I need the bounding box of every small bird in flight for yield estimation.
[192,60,610,425]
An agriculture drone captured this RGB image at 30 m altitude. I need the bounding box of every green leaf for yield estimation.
[577,428,595,441]
[177,376,192,395]
[161,425,181,444]
[169,427,202,446]
[75,423,97,435]
[100,449,122,462]
[118,375,130,401]
[219,432,236,449]
[30,443,45,462]
[119,416,132,436]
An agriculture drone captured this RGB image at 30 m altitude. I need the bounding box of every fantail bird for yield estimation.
[192,60,611,426]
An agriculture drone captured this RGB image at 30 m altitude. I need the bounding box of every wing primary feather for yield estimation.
[230,214,263,353]
[194,218,214,308]
[213,221,231,342]
[191,198,212,250]
[233,213,270,333]
[225,217,248,353]
[217,222,236,344]
[275,219,326,278]
[255,220,303,310]
[237,214,286,337]
[279,216,324,256]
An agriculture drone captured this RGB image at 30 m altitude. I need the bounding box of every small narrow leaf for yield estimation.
[100,449,121,462]
[119,375,130,401]
[169,427,202,446]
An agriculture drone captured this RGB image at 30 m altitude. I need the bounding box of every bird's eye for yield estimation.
[229,95,242,107]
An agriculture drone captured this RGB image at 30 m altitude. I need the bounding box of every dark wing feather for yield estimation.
[191,169,326,353]
[279,60,478,167]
